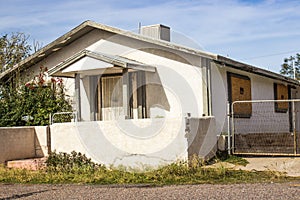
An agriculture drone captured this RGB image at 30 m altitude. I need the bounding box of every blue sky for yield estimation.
[1,0,300,72]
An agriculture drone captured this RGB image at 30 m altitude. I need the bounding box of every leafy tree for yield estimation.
[280,53,300,79]
[0,32,32,72]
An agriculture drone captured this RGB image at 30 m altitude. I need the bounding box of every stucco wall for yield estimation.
[50,117,188,169]
[50,116,218,169]
[0,126,48,163]
[210,63,227,135]
[186,117,217,160]
[77,37,207,120]
[34,126,49,157]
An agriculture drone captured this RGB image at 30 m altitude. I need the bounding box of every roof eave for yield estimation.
[49,50,157,76]
[215,55,300,86]
[0,20,94,81]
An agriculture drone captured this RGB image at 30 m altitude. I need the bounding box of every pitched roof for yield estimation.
[0,20,216,81]
[0,20,299,86]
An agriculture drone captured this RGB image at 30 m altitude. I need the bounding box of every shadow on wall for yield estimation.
[0,127,47,163]
[186,117,217,161]
[146,72,170,118]
[80,69,171,120]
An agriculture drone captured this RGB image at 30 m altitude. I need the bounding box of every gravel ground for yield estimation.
[1,182,300,200]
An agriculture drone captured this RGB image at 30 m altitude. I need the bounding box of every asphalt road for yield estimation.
[1,182,300,200]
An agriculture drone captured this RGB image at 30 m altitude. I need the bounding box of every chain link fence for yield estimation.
[231,99,300,156]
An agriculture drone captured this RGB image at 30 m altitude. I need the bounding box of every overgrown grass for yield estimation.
[214,151,249,166]
[0,152,296,185]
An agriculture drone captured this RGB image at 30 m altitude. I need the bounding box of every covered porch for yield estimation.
[49,50,159,122]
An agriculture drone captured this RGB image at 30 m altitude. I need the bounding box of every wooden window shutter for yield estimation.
[274,83,289,113]
[227,72,252,118]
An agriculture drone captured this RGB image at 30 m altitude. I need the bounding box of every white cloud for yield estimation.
[0,0,300,72]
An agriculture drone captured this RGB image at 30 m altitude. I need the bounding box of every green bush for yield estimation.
[46,151,102,173]
[0,66,72,126]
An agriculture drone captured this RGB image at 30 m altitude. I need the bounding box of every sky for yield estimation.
[1,0,300,73]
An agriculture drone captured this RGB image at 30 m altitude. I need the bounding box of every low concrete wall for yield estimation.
[0,126,48,163]
[50,116,217,169]
[34,126,49,157]
[50,117,187,169]
[186,117,217,160]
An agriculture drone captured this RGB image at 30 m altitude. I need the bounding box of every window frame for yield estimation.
[227,72,252,118]
[96,71,148,121]
[273,83,290,113]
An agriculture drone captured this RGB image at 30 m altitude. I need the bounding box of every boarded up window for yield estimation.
[227,72,252,118]
[274,83,289,113]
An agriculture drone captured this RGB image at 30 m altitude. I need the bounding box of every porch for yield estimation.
[49,50,163,122]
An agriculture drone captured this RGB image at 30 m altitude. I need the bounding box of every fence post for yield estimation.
[292,101,297,155]
[49,113,52,125]
[46,125,51,155]
[227,101,231,155]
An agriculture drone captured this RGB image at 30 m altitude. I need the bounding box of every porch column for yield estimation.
[75,73,81,121]
[89,76,97,121]
[122,69,130,119]
[137,71,147,118]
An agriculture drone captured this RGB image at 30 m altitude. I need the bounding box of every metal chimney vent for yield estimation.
[141,24,170,42]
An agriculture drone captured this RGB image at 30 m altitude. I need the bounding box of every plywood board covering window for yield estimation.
[274,83,289,113]
[227,72,252,118]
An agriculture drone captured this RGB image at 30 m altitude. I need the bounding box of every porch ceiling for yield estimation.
[48,50,156,77]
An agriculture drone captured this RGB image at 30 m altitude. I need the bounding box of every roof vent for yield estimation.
[141,24,170,42]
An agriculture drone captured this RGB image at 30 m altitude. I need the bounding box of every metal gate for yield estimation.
[230,99,300,156]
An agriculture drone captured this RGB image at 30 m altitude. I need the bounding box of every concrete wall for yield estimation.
[0,126,48,163]
[186,117,217,160]
[50,116,217,169]
[34,126,49,157]
[50,117,187,169]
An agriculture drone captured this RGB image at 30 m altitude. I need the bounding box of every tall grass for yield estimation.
[0,152,294,185]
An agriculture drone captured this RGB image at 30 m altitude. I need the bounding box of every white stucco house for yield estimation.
[1,21,300,168]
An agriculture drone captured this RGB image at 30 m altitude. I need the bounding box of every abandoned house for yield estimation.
[1,21,300,168]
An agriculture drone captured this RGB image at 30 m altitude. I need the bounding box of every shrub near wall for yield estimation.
[0,67,72,126]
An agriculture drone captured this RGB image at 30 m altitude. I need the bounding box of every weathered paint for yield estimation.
[187,117,217,160]
[50,116,216,168]
[50,117,187,168]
